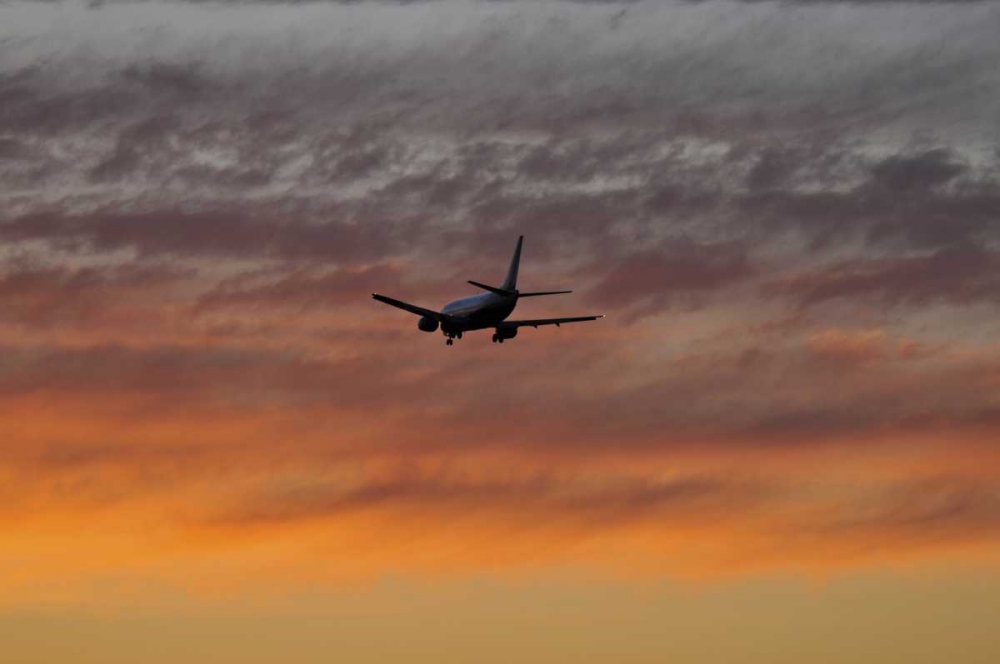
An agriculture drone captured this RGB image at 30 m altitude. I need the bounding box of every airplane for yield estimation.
[372,235,604,346]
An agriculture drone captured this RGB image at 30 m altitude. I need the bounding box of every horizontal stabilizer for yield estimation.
[468,280,515,296]
[517,290,572,297]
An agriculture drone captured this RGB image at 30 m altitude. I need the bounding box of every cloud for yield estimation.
[769,246,1000,308]
[195,263,409,312]
[585,239,755,316]
[0,208,415,262]
[0,259,190,331]
[804,328,934,364]
[819,478,1000,548]
[870,149,968,192]
[213,470,753,528]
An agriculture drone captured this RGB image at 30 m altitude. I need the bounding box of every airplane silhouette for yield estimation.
[372,236,604,346]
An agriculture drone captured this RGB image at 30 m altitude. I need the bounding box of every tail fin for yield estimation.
[501,235,523,291]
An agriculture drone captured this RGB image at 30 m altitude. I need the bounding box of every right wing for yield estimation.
[500,315,604,329]
[517,290,572,297]
[372,293,447,321]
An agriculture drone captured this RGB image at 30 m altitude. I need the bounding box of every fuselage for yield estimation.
[440,292,517,333]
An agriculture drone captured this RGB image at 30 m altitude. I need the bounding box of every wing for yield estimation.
[372,293,447,321]
[500,315,604,329]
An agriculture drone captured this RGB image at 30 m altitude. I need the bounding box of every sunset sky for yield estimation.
[2,1,999,662]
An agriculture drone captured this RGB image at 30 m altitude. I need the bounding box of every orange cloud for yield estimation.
[3,375,999,608]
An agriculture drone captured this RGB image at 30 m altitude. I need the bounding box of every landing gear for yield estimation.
[446,338,453,346]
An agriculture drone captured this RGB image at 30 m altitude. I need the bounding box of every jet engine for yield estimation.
[417,316,439,333]
[492,327,517,343]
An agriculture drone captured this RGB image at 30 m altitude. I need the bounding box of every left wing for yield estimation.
[500,315,604,329]
[372,293,448,322]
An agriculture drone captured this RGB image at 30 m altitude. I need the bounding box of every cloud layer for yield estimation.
[1,0,999,599]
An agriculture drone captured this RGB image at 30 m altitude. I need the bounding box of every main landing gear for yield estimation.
[444,331,462,346]
[491,333,504,344]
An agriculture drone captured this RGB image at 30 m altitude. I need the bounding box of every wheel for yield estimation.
[446,339,453,346]
[498,338,504,344]
[492,334,498,343]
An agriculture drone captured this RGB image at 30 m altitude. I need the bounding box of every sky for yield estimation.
[1,0,999,661]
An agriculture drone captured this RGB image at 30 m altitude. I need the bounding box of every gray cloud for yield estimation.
[585,239,755,316]
[0,207,419,262]
[769,246,1000,308]
[1,0,999,452]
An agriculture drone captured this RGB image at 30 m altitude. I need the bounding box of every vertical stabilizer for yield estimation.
[502,235,523,291]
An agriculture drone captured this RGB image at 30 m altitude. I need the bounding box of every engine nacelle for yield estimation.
[417,316,439,333]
